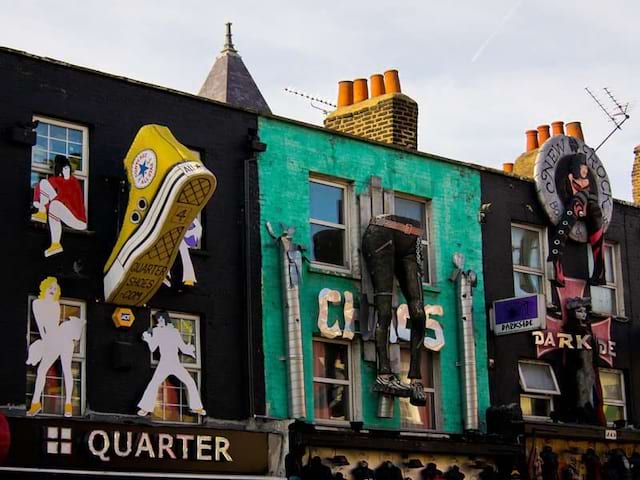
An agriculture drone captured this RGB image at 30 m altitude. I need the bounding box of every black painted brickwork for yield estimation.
[481,170,640,425]
[0,48,264,420]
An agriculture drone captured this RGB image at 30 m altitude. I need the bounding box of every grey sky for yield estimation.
[1,0,638,200]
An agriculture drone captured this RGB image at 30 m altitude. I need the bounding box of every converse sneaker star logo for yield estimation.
[132,149,157,189]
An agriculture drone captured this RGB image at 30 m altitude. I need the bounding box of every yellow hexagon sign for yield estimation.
[112,308,135,328]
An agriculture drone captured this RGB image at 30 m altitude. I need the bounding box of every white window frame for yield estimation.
[399,346,439,431]
[149,310,202,424]
[518,360,560,420]
[511,223,550,299]
[588,242,625,317]
[394,193,434,286]
[26,296,86,417]
[31,116,90,220]
[520,393,555,420]
[518,360,560,394]
[312,338,355,425]
[600,368,627,426]
[309,176,353,273]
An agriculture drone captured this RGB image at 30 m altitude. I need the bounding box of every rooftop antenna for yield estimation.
[585,86,631,151]
[284,87,336,115]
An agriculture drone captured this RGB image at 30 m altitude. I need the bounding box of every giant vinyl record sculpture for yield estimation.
[103,125,216,306]
[533,135,612,287]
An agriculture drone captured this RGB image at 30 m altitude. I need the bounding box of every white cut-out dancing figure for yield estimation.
[163,218,202,288]
[26,277,86,417]
[31,155,87,257]
[137,311,206,417]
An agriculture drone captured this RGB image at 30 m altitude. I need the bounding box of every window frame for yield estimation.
[308,176,353,273]
[148,309,202,424]
[600,368,627,426]
[511,223,550,299]
[394,193,434,286]
[588,242,625,317]
[31,116,90,220]
[520,393,555,420]
[399,346,439,431]
[518,360,560,395]
[312,337,355,425]
[518,360,560,421]
[26,296,87,417]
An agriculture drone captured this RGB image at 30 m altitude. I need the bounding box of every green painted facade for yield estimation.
[257,116,489,433]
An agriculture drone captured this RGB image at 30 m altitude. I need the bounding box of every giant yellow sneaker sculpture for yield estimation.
[104,125,216,305]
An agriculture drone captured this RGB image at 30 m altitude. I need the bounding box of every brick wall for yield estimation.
[633,145,640,204]
[324,93,418,150]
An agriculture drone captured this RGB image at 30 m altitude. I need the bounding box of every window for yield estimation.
[395,196,433,284]
[309,178,349,269]
[588,243,623,316]
[601,369,626,425]
[26,298,86,416]
[512,224,547,297]
[149,311,201,424]
[312,340,352,422]
[31,117,89,218]
[518,360,560,419]
[399,348,437,430]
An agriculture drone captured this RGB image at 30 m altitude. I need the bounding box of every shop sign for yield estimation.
[2,417,268,476]
[531,330,616,356]
[492,294,545,335]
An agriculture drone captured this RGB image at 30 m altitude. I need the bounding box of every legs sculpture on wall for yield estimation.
[362,214,426,406]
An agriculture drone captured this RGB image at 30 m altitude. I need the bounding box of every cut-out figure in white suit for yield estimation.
[137,311,206,417]
[26,277,85,417]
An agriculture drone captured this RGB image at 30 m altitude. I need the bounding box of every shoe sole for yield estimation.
[104,162,215,306]
[373,384,412,398]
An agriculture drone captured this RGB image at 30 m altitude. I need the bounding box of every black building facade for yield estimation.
[481,149,640,479]
[0,47,271,478]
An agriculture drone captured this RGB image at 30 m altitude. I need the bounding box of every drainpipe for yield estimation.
[450,252,479,431]
[266,223,307,419]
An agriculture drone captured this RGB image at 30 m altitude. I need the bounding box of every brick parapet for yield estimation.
[633,145,640,204]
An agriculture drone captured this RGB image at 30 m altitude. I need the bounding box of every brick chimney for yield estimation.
[324,70,418,150]
[632,145,640,204]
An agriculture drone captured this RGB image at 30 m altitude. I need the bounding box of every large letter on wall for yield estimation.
[318,289,343,339]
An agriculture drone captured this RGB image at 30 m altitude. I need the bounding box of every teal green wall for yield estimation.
[258,116,489,433]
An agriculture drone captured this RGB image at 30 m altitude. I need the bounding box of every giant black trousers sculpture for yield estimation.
[362,214,426,392]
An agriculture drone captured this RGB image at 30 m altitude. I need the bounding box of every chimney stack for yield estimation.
[353,78,369,103]
[537,124,551,145]
[526,130,539,152]
[337,81,354,107]
[324,70,418,150]
[565,121,584,141]
[551,121,565,136]
[633,145,640,205]
[370,74,385,97]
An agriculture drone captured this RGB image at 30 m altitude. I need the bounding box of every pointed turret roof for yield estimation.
[198,23,271,114]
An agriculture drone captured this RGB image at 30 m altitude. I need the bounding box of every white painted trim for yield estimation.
[518,360,560,395]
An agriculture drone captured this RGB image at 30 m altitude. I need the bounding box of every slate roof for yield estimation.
[198,23,271,114]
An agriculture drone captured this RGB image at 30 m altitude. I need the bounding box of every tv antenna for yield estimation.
[284,87,336,115]
[585,87,631,151]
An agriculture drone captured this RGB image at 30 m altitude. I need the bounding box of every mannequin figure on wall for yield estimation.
[31,155,87,257]
[26,277,85,417]
[548,153,605,287]
[362,213,427,406]
[137,310,206,417]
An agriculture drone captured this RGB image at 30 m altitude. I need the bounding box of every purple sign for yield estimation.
[492,294,545,335]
